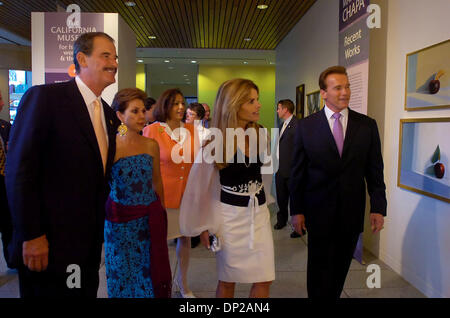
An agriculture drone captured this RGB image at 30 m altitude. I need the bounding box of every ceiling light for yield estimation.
[269,62,275,65]
[244,38,251,42]
[243,61,248,64]
[148,35,156,39]
[183,74,188,77]
[164,60,170,63]
[137,59,143,63]
[124,1,136,7]
[257,4,268,10]
[191,60,197,64]
[168,66,175,70]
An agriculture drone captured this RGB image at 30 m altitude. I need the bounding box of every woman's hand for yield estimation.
[200,230,210,249]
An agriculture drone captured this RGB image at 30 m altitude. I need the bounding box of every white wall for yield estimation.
[380,0,450,298]
[275,0,339,104]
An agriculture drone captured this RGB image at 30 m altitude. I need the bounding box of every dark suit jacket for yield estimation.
[277,116,299,178]
[289,108,387,235]
[5,79,120,272]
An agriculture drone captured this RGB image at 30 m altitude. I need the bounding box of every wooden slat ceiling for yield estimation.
[0,0,316,49]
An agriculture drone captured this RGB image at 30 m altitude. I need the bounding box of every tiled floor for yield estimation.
[0,204,426,298]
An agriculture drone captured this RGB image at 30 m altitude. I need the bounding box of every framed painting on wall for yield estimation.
[398,118,450,203]
[405,39,450,110]
[295,84,305,119]
[305,90,323,117]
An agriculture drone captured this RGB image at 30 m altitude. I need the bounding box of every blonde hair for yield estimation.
[210,78,261,169]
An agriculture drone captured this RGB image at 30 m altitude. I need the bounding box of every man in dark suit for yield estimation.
[6,32,120,297]
[0,90,12,268]
[273,99,301,239]
[289,66,386,299]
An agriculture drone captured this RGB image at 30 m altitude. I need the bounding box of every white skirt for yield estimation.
[167,208,182,240]
[215,202,275,283]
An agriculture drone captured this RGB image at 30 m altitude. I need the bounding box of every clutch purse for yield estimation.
[208,234,221,252]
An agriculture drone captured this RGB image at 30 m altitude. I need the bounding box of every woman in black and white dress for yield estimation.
[180,78,275,298]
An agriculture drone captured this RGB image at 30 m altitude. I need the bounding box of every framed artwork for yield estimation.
[295,84,305,119]
[305,90,323,117]
[405,39,450,110]
[398,118,450,203]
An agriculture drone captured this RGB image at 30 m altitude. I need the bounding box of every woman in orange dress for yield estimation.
[143,88,197,298]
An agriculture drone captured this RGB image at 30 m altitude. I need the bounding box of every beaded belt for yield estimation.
[220,182,264,250]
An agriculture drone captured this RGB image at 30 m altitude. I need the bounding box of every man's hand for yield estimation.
[22,235,49,272]
[200,230,210,249]
[370,213,384,234]
[291,214,307,235]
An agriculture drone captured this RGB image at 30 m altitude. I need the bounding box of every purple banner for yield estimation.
[44,12,104,83]
[339,0,369,31]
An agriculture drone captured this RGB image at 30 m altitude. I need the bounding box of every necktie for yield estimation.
[280,120,288,138]
[332,112,344,157]
[93,99,108,173]
[0,139,5,176]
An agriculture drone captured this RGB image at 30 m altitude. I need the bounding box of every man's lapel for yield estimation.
[102,99,117,173]
[342,108,360,159]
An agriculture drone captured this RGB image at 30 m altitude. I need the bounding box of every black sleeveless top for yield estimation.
[219,150,266,207]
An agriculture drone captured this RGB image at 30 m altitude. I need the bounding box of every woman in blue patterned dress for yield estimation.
[104,88,171,298]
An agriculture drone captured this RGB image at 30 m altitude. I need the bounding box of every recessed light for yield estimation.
[257,4,268,10]
[124,1,136,7]
[148,35,156,39]
[137,59,143,63]
[244,38,251,42]
[164,60,170,63]
[191,60,197,64]
[243,61,248,64]
[183,74,188,77]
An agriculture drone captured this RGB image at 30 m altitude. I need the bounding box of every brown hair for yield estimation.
[277,99,295,114]
[111,88,147,113]
[319,66,347,90]
[152,88,184,122]
[187,102,206,120]
[73,32,115,74]
[144,97,156,111]
[210,78,262,169]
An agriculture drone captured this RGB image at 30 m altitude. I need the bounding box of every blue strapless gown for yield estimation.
[104,154,157,298]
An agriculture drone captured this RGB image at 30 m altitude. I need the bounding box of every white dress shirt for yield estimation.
[75,76,109,145]
[324,105,349,138]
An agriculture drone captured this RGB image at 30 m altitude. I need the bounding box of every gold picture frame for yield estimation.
[398,117,450,203]
[404,39,450,111]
